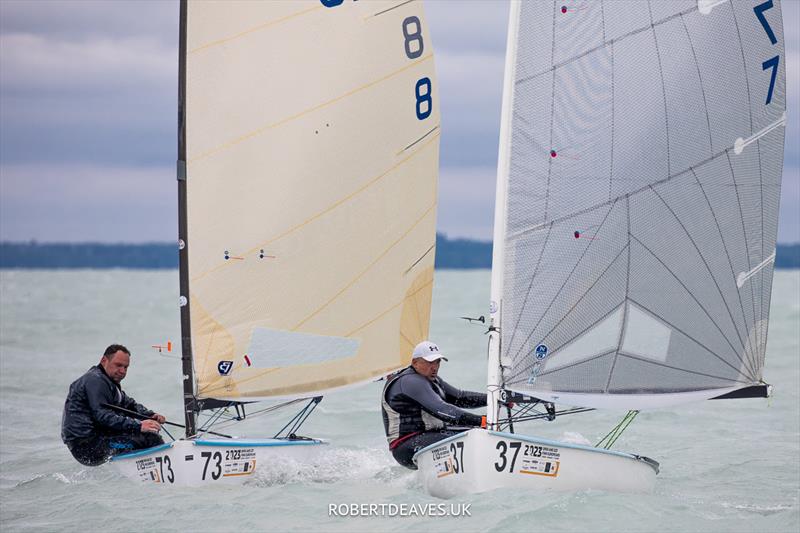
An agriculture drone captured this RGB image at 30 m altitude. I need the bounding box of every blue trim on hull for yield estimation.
[110,438,325,461]
[110,443,173,461]
[194,439,326,447]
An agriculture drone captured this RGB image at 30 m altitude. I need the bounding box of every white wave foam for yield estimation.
[250,446,416,488]
[558,431,592,446]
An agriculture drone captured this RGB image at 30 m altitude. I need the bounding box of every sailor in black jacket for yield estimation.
[61,344,165,466]
[381,341,487,469]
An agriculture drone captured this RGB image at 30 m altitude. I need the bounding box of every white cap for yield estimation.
[412,341,448,362]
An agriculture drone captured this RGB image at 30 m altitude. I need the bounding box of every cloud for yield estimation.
[0,0,176,43]
[0,31,176,165]
[0,163,176,242]
[0,0,797,244]
[0,33,175,97]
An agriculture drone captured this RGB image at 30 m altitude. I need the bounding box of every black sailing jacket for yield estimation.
[61,365,154,443]
[381,366,486,443]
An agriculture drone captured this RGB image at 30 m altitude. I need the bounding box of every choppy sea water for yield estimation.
[0,269,798,532]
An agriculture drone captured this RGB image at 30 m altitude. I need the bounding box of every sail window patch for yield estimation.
[621,304,672,362]
[247,328,361,368]
[544,306,624,371]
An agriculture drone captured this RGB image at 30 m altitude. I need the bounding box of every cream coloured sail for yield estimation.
[182,0,439,400]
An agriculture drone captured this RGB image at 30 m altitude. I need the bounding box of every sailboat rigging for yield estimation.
[112,0,440,485]
[415,0,785,497]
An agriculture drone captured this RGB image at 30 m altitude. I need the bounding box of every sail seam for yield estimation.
[515,6,696,87]
[690,168,758,377]
[507,201,621,364]
[679,14,715,154]
[346,277,434,338]
[532,349,750,386]
[512,296,624,381]
[509,240,628,371]
[544,0,557,223]
[506,223,554,359]
[725,151,760,373]
[189,53,435,164]
[412,267,425,340]
[648,1,671,179]
[189,4,323,54]
[199,308,219,385]
[626,297,750,381]
[729,4,763,358]
[629,235,757,380]
[214,276,434,393]
[604,197,632,393]
[599,0,607,42]
[646,185,754,375]
[607,38,615,201]
[192,128,440,282]
[505,141,777,243]
[534,349,616,379]
[613,352,750,385]
[292,202,436,330]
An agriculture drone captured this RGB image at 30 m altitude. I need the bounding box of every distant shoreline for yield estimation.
[1,236,798,269]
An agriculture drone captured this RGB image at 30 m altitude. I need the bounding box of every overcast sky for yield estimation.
[1,0,798,243]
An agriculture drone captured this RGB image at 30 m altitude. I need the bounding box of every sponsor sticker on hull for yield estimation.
[222,448,257,477]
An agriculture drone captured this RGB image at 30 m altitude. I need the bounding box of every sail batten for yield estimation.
[495,0,785,409]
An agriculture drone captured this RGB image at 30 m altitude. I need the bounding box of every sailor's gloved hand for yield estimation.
[141,419,162,433]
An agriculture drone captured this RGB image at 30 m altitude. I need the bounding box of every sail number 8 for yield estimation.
[321,3,433,121]
[403,16,433,121]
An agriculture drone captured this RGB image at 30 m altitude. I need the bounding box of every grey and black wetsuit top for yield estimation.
[61,365,154,444]
[381,367,486,444]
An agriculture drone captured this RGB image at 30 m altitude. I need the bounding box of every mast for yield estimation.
[487,0,521,429]
[177,0,197,438]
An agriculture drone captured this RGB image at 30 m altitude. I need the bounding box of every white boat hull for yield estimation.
[111,438,326,486]
[413,429,658,498]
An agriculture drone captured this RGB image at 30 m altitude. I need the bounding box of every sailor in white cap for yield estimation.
[380,341,487,469]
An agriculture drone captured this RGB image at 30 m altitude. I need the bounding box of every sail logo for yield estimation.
[217,361,234,375]
[535,344,549,360]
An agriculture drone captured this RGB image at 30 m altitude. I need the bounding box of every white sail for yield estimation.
[492,0,786,409]
[182,0,440,400]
